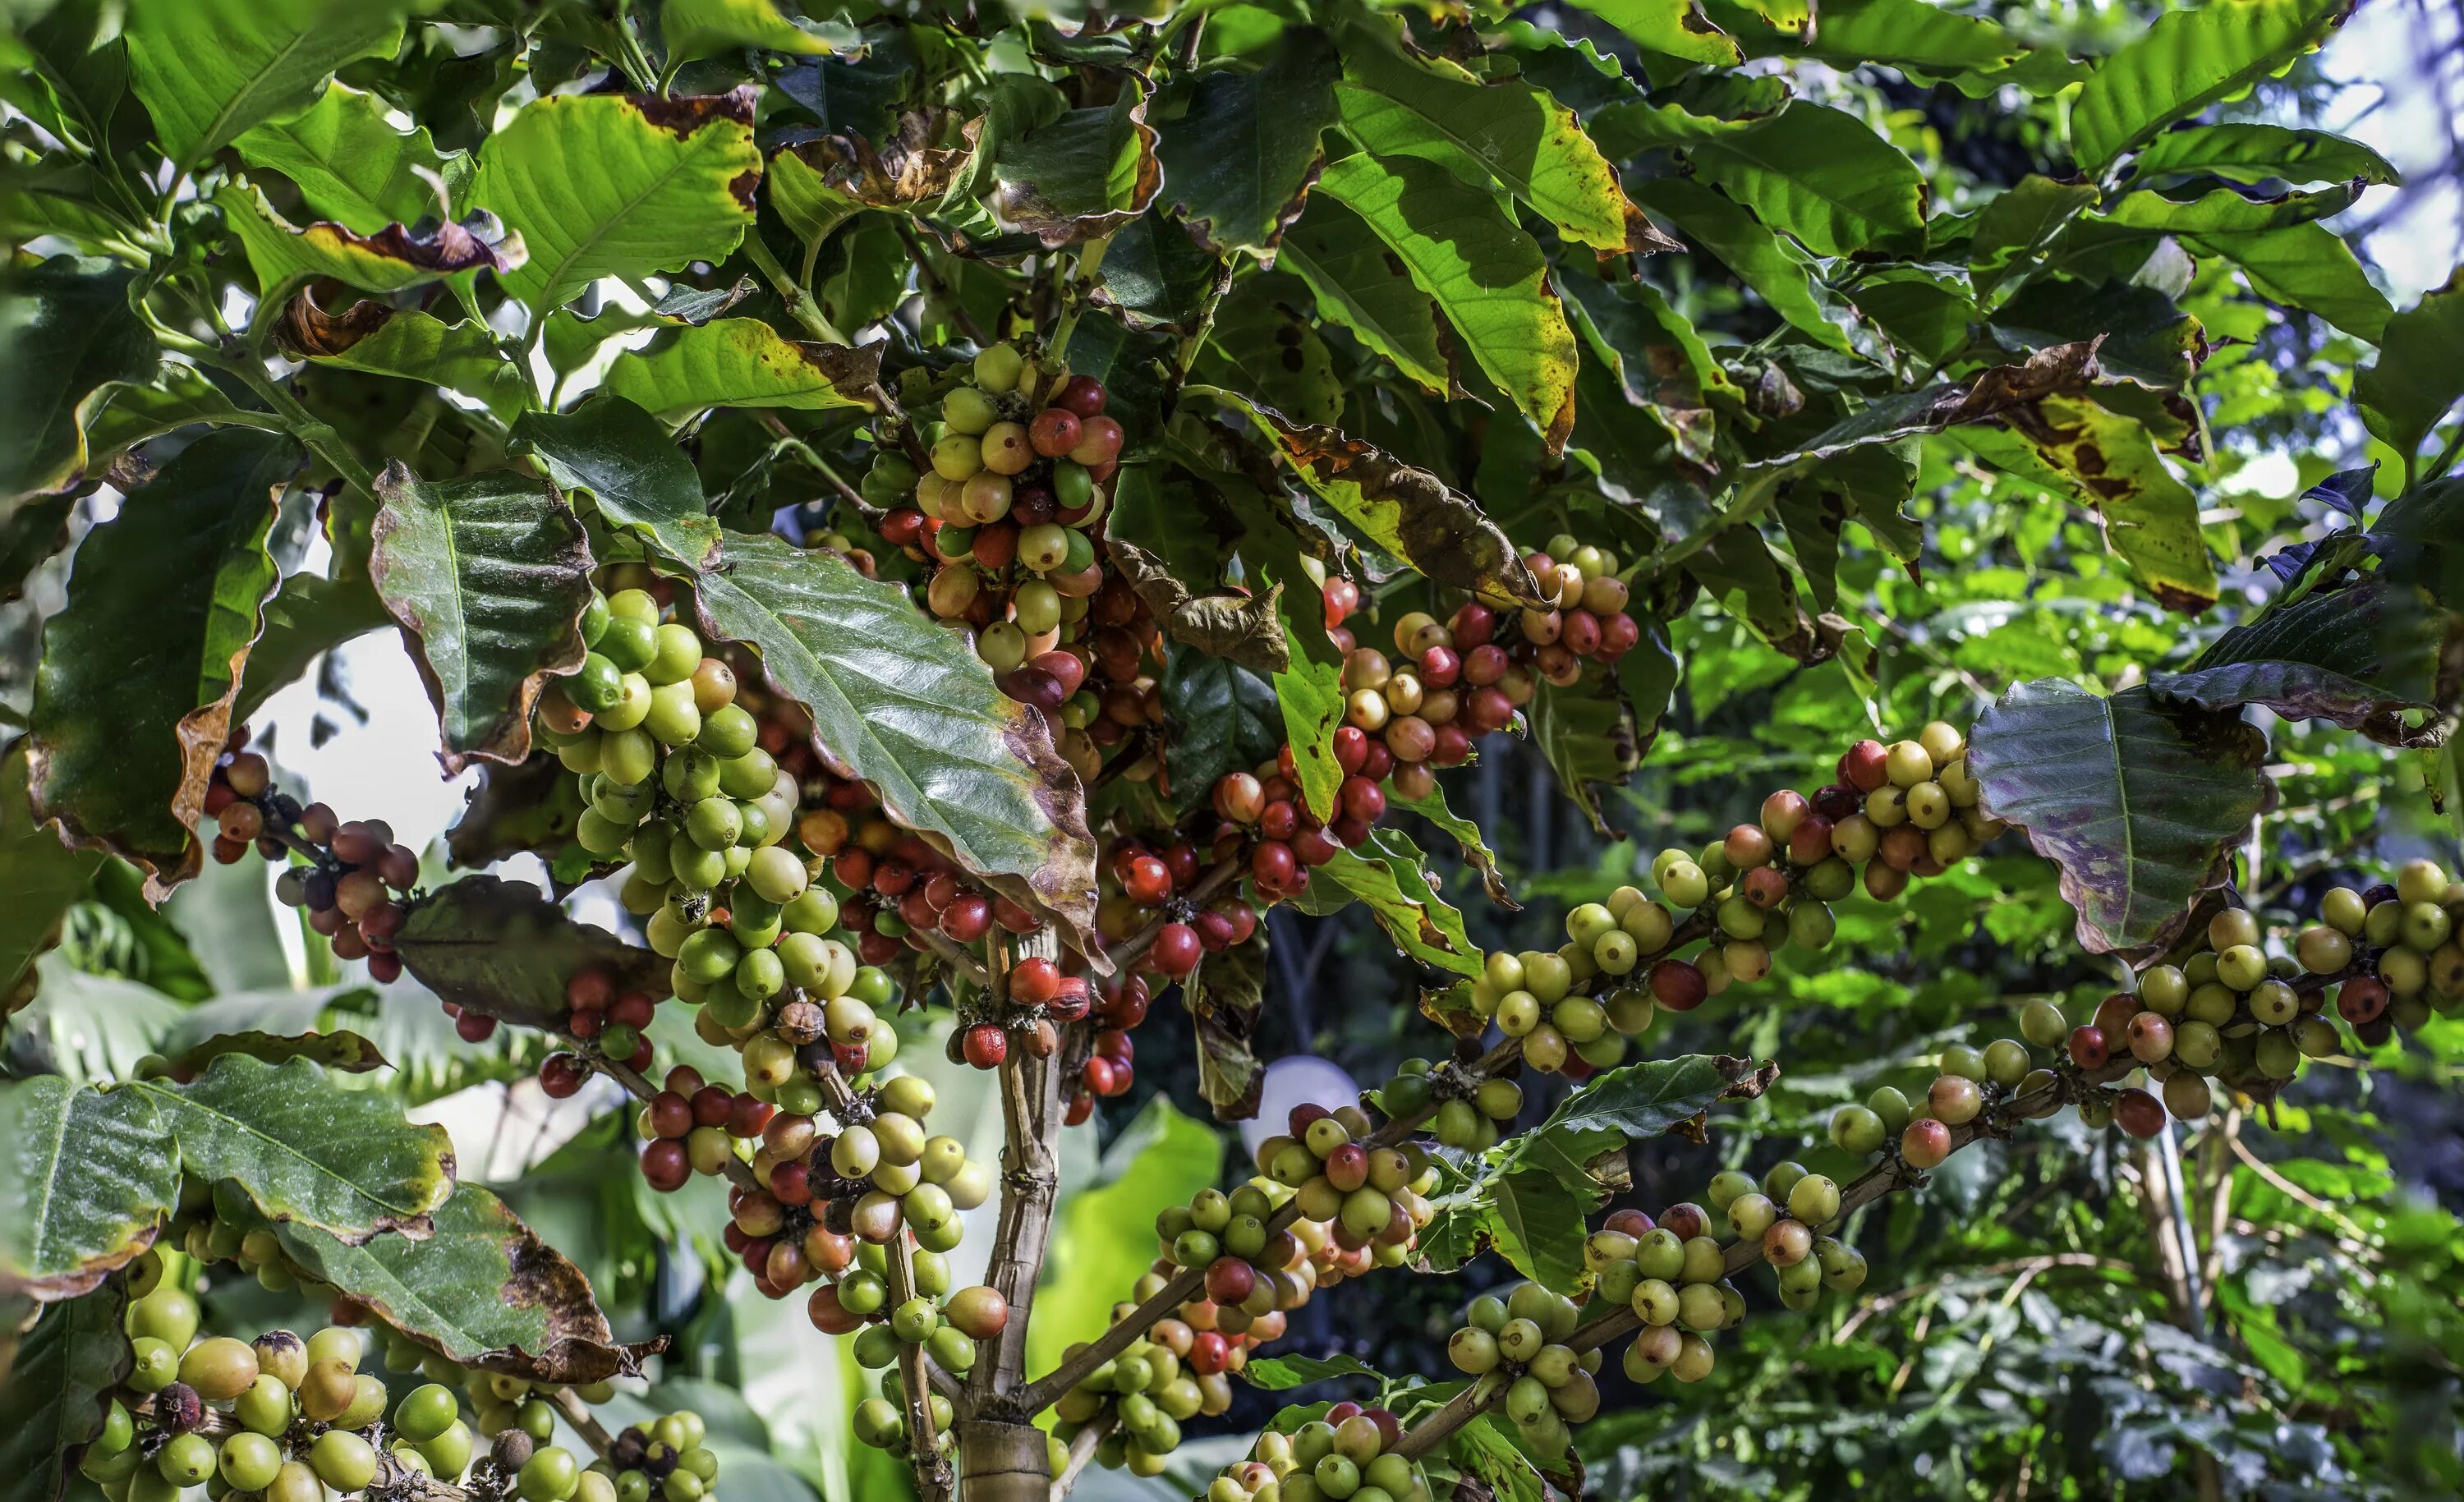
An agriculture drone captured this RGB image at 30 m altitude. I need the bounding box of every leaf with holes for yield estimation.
[28,430,292,900]
[691,534,1098,950]
[2070,0,2349,172]
[369,465,595,774]
[393,875,670,1031]
[470,89,761,310]
[1969,680,2273,961]
[2150,579,2449,746]
[122,0,405,168]
[0,1077,176,1299]
[131,1054,453,1243]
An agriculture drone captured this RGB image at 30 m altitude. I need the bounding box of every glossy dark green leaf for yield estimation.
[1969,680,2273,960]
[0,256,157,503]
[1156,30,1341,257]
[2371,476,2464,610]
[1505,1054,1769,1191]
[0,1284,128,1502]
[1631,177,1861,354]
[1238,1353,1385,1391]
[134,1054,454,1242]
[122,0,406,168]
[513,397,724,572]
[1529,666,1641,837]
[1159,645,1285,821]
[1394,783,1515,909]
[986,77,1161,247]
[0,746,104,1018]
[2070,0,2346,171]
[370,465,595,774]
[1093,211,1225,333]
[1989,278,2204,390]
[1202,284,1342,428]
[690,535,1099,949]
[0,1077,173,1299]
[28,429,293,900]
[2151,580,2445,746]
[394,874,670,1031]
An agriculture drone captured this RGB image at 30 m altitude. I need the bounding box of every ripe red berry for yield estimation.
[640,1140,690,1192]
[1012,957,1061,1007]
[455,1012,497,1043]
[1841,739,1890,792]
[1901,1118,1952,1169]
[1029,407,1082,458]
[1251,841,1298,892]
[2113,1088,2167,1138]
[540,1053,588,1098]
[728,1095,775,1139]
[1124,856,1174,907]
[1064,1090,1094,1126]
[1204,1257,1256,1305]
[963,1022,1008,1070]
[567,969,614,1012]
[1055,375,1108,418]
[1648,959,1708,1012]
[2067,1025,2110,1069]
[648,1091,692,1140]
[1340,776,1386,824]
[940,895,994,941]
[1150,922,1202,978]
[1083,1056,1118,1096]
[2337,976,2388,1024]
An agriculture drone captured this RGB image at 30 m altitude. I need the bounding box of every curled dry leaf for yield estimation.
[1109,541,1289,675]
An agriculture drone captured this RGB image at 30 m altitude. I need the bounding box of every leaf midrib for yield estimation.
[508,112,749,309]
[137,1077,430,1224]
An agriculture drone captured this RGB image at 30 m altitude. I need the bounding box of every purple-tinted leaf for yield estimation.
[2152,578,2449,746]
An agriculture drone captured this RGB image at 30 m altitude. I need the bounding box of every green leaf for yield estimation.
[165,1030,390,1078]
[1027,1095,1219,1383]
[1239,1353,1386,1391]
[393,875,669,1031]
[0,255,158,503]
[1186,930,1270,1120]
[1294,828,1480,976]
[122,0,404,168]
[1487,1160,1592,1292]
[215,180,518,296]
[1336,20,1641,254]
[513,397,724,572]
[2150,578,2446,745]
[689,534,1100,949]
[1966,174,2100,293]
[1681,102,1928,256]
[1202,286,1342,427]
[2070,0,2347,172]
[1276,196,1450,397]
[1208,390,1544,608]
[2095,181,2361,236]
[232,81,464,234]
[2181,220,2392,340]
[1631,177,1858,353]
[233,571,394,724]
[1506,1054,1765,1190]
[603,319,884,417]
[1394,782,1515,909]
[368,464,596,774]
[133,1054,454,1242]
[1530,664,1641,836]
[1968,680,2273,960]
[0,745,104,1017]
[2373,476,2464,610]
[1092,211,1224,333]
[2356,268,2464,466]
[1314,149,1579,452]
[241,1179,650,1381]
[660,0,850,64]
[292,302,531,423]
[1273,623,1347,825]
[1955,393,2218,613]
[0,1077,175,1298]
[471,89,761,310]
[1989,278,2204,389]
[80,365,267,475]
[0,1284,129,1502]
[986,76,1162,247]
[2126,122,2397,187]
[1799,0,2027,76]
[27,429,292,901]
[1561,0,1743,65]
[1156,30,1342,257]
[766,111,973,246]
[1159,645,1285,821]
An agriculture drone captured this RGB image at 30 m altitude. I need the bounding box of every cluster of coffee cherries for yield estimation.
[2296,857,2464,1036]
[1610,1169,1866,1386]
[1446,1279,1602,1453]
[799,767,1043,967]
[864,346,1134,779]
[1198,1404,1429,1502]
[595,1415,722,1502]
[1636,722,1997,1004]
[1456,893,1671,1080]
[201,730,422,988]
[841,1281,1008,1463]
[540,967,659,1088]
[1203,737,1394,906]
[1375,1055,1524,1154]
[1253,1104,1437,1272]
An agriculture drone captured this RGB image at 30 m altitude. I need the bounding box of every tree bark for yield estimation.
[952,1419,1050,1502]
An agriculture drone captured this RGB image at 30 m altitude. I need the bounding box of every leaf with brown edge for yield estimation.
[768,109,977,246]
[1110,541,1289,676]
[1156,29,1342,260]
[223,1179,664,1383]
[689,535,1100,953]
[1209,391,1545,609]
[1186,930,1268,1121]
[28,429,293,901]
[986,73,1162,247]
[0,1077,175,1301]
[1781,338,2108,462]
[393,875,670,1032]
[369,464,596,774]
[1970,679,2274,962]
[165,1031,391,1079]
[602,319,885,418]
[217,181,523,296]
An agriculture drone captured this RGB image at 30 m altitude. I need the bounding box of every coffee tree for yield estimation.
[3,0,2462,1499]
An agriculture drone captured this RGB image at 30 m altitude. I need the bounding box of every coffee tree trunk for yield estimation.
[954,1422,1049,1502]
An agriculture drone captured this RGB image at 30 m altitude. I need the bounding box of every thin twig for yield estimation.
[1049,1409,1116,1500]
